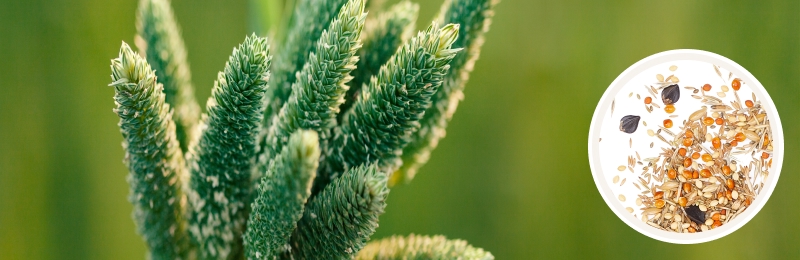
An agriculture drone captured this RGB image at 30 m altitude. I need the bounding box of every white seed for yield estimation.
[705,219,714,226]
[705,161,715,167]
[703,192,712,198]
[636,197,643,206]
[682,223,690,229]
[719,197,727,205]
[701,225,709,231]
[619,194,626,202]
[671,76,679,83]
[626,207,634,213]
[721,215,726,220]
[695,180,703,189]
[670,205,676,211]
[674,214,682,222]
[705,133,713,142]
[671,222,678,230]
[738,115,746,122]
[613,175,620,184]
[733,172,739,180]
[718,92,726,97]
[732,200,741,210]
[679,175,687,182]
[712,112,720,118]
[664,213,673,219]
[642,214,649,222]
[656,74,665,82]
[618,165,626,171]
[699,205,708,211]
[721,85,729,92]
[732,190,739,200]
[710,200,719,207]
[647,129,655,136]
[669,65,678,71]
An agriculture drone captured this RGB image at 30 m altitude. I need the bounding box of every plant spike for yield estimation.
[262,0,349,128]
[244,130,319,260]
[109,42,189,259]
[257,0,366,180]
[185,34,271,259]
[318,23,461,193]
[338,0,419,123]
[355,234,494,260]
[289,164,389,259]
[395,0,497,185]
[136,0,201,153]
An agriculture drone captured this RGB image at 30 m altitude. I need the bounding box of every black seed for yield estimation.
[684,205,705,225]
[661,84,680,105]
[619,115,640,134]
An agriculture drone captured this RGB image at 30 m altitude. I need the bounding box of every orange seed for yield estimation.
[732,78,741,91]
[665,104,676,114]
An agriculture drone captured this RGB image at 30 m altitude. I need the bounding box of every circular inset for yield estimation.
[588,50,783,244]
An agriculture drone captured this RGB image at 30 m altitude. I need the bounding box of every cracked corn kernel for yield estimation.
[683,158,692,168]
[712,137,721,149]
[678,197,688,207]
[665,104,676,114]
[726,179,735,190]
[684,130,694,139]
[693,170,699,179]
[683,138,693,147]
[668,169,677,179]
[703,117,714,126]
[655,199,665,209]
[732,78,741,90]
[702,154,712,162]
[700,169,712,178]
[678,148,687,157]
[691,152,700,159]
[683,182,692,193]
[682,170,693,179]
[734,132,746,142]
[722,165,731,176]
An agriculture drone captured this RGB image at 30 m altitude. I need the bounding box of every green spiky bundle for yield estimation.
[259,0,366,177]
[396,0,497,185]
[356,234,494,260]
[318,23,461,191]
[289,164,388,259]
[110,43,188,259]
[136,0,201,153]
[338,0,419,120]
[244,130,319,259]
[108,0,496,258]
[185,34,271,259]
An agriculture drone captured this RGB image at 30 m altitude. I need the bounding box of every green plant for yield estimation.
[108,0,496,259]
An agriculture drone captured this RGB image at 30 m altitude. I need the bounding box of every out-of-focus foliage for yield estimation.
[1,0,799,259]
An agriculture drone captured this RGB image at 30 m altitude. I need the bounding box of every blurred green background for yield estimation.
[1,0,798,259]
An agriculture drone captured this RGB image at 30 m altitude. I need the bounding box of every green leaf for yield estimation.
[356,234,494,260]
[110,42,189,259]
[136,0,201,153]
[289,164,389,259]
[318,23,461,193]
[244,130,319,259]
[185,34,272,259]
[257,0,366,180]
[338,0,419,123]
[395,0,497,185]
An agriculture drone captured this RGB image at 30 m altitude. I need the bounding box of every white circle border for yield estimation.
[587,49,784,244]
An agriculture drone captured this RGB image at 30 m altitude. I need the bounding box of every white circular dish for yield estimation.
[588,49,783,244]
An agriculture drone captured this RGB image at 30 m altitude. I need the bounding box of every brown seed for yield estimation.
[683,182,692,193]
[726,179,735,190]
[700,169,712,178]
